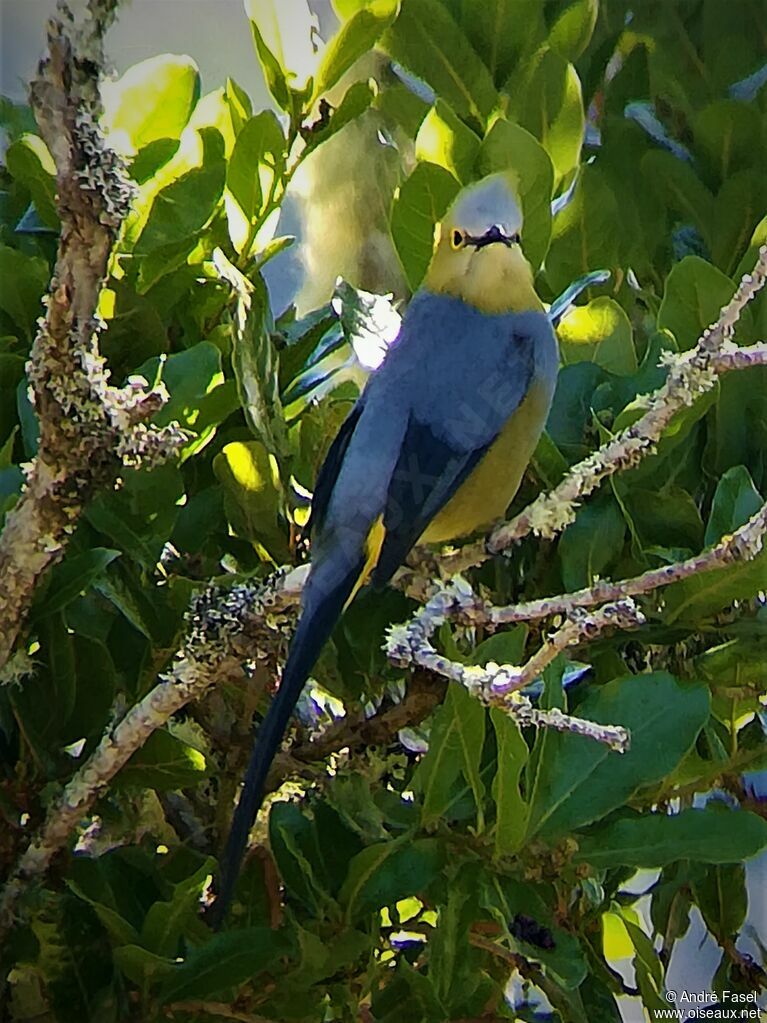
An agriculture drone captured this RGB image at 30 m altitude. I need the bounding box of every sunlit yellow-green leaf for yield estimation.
[415,100,480,183]
[558,297,637,375]
[102,54,200,153]
[213,440,288,560]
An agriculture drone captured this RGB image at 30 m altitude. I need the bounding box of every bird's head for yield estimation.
[424,173,542,314]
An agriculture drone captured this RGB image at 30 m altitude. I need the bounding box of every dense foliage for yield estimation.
[1,0,766,1020]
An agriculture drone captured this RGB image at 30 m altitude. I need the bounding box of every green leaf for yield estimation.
[412,683,486,827]
[482,877,588,991]
[0,246,49,342]
[313,0,400,100]
[476,118,554,271]
[525,673,710,840]
[113,946,176,987]
[129,138,180,185]
[390,161,459,290]
[507,48,584,182]
[245,4,292,111]
[215,254,288,457]
[658,256,749,350]
[705,365,767,484]
[86,465,185,570]
[41,614,77,725]
[159,927,292,1002]
[575,807,767,868]
[381,0,498,126]
[0,96,36,142]
[186,87,240,158]
[140,860,214,957]
[213,440,287,559]
[471,625,528,667]
[101,55,200,152]
[66,636,116,743]
[579,975,623,1023]
[134,128,226,260]
[301,81,376,156]
[621,486,704,555]
[415,99,480,183]
[491,710,529,855]
[712,168,767,276]
[692,862,748,941]
[427,870,475,1010]
[0,360,26,464]
[457,0,547,87]
[225,77,253,135]
[693,99,762,186]
[548,0,598,61]
[546,165,619,295]
[269,802,330,915]
[30,548,121,622]
[558,297,637,375]
[66,886,141,948]
[641,150,714,249]
[115,729,207,790]
[225,111,286,254]
[270,801,364,909]
[4,133,59,228]
[704,465,763,546]
[340,836,444,921]
[622,916,666,1011]
[558,493,626,590]
[662,538,767,626]
[135,340,230,461]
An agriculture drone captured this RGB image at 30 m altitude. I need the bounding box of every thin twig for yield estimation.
[480,499,767,626]
[385,580,634,751]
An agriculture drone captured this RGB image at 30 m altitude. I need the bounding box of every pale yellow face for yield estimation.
[423,174,542,315]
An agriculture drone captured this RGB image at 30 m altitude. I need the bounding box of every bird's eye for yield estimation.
[450,228,465,250]
[510,231,521,245]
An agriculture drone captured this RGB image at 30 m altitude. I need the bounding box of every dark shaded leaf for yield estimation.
[340,837,445,921]
[382,0,497,126]
[159,927,292,1002]
[525,673,710,840]
[115,730,207,790]
[575,807,767,868]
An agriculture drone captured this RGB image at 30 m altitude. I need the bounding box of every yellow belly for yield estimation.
[420,380,551,544]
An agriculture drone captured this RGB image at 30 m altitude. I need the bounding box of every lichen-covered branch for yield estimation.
[386,578,634,752]
[384,496,767,750]
[477,499,767,626]
[0,566,447,926]
[0,2,184,671]
[0,568,303,928]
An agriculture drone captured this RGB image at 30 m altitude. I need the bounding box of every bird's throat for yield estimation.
[426,245,543,314]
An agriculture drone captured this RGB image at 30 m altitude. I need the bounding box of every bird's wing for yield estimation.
[370,415,494,585]
[371,318,539,586]
[307,399,364,538]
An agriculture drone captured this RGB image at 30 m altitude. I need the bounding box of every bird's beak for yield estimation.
[468,224,517,249]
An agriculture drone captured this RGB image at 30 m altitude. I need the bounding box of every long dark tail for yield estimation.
[209,554,362,928]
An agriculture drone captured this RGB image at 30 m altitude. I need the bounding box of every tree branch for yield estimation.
[386,579,635,751]
[480,499,767,626]
[0,1,184,672]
